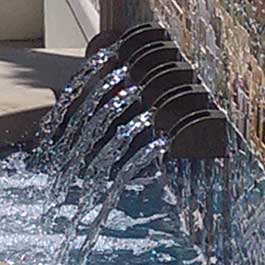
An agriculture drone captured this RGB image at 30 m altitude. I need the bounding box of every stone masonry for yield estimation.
[101,0,265,161]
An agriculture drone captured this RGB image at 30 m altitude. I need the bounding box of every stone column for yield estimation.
[100,0,127,33]
[99,0,153,34]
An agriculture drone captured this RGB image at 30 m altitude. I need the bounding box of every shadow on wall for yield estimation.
[0,48,85,99]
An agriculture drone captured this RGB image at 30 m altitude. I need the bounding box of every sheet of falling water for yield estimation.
[0,153,205,265]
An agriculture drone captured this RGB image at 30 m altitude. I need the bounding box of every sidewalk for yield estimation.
[0,42,85,152]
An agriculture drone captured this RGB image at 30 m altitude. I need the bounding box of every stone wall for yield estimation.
[98,2,265,262]
[100,0,153,32]
[101,0,265,161]
[149,0,265,161]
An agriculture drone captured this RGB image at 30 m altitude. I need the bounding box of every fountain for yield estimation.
[0,21,263,265]
[37,23,171,146]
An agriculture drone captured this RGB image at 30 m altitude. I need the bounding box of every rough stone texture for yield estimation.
[104,0,265,160]
[100,2,265,263]
[0,48,85,151]
[150,0,265,160]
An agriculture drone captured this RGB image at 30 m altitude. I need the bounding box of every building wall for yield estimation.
[44,0,99,48]
[0,0,44,40]
[100,0,153,33]
[103,0,265,161]
[150,0,265,160]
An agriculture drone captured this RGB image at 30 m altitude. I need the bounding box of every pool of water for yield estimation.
[0,153,205,265]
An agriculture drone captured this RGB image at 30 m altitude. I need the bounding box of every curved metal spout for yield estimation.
[89,61,195,123]
[154,85,209,134]
[169,110,227,158]
[119,27,170,63]
[129,43,183,83]
[91,64,199,152]
[120,22,162,40]
[127,41,171,66]
[140,61,186,85]
[86,22,169,62]
[141,63,196,108]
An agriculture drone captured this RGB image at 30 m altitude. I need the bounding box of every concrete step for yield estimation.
[0,48,85,152]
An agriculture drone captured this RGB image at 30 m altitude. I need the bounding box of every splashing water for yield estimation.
[2,114,264,265]
[0,149,208,265]
[30,65,128,169]
[77,137,168,264]
[167,157,232,264]
[0,38,264,265]
[164,159,210,263]
[229,156,265,263]
[162,121,265,265]
[35,44,119,157]
[44,85,143,220]
[54,111,154,264]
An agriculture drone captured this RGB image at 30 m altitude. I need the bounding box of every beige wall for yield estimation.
[44,0,99,48]
[0,0,44,40]
[0,0,99,47]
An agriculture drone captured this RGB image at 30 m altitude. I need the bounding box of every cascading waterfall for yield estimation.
[164,158,211,264]
[0,75,264,265]
[163,122,265,265]
[30,65,128,170]
[227,127,265,264]
[0,129,208,264]
[77,137,169,264]
[33,44,119,159]
[44,85,142,214]
[54,111,154,264]
[0,69,263,265]
[0,23,264,265]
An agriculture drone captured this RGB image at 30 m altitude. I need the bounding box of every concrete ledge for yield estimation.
[0,48,85,151]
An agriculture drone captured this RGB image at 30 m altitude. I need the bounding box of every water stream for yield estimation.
[30,65,128,170]
[43,110,152,227]
[78,137,169,263]
[0,36,264,265]
[0,146,207,265]
[45,85,142,211]
[33,44,119,163]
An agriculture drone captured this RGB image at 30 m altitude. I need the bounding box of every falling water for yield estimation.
[0,147,208,265]
[30,65,128,168]
[35,43,119,156]
[77,137,168,264]
[54,111,153,264]
[165,158,211,264]
[0,17,264,264]
[2,100,264,265]
[227,128,265,264]
[44,85,143,220]
[0,131,208,265]
[164,122,265,265]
